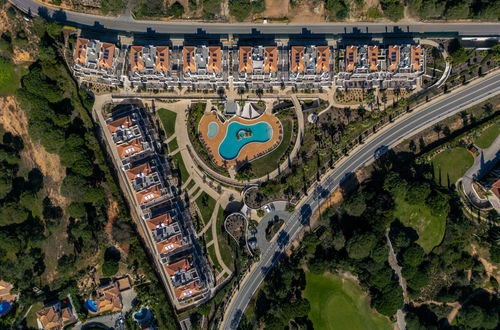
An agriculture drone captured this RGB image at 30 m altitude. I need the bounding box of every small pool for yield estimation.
[134,307,152,324]
[219,121,272,160]
[0,301,11,316]
[85,299,98,313]
[207,122,219,138]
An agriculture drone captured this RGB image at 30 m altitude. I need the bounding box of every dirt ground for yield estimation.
[259,0,325,22]
[0,97,69,207]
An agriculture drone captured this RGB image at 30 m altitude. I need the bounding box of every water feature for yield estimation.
[134,307,152,324]
[207,122,219,138]
[0,301,11,316]
[85,299,98,313]
[218,121,272,160]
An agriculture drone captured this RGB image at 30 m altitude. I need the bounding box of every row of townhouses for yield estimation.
[72,37,426,90]
[105,105,211,306]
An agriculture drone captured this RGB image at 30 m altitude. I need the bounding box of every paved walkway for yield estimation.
[462,134,500,209]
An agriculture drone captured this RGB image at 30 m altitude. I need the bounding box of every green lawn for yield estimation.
[158,108,177,138]
[186,179,196,191]
[26,302,44,328]
[432,147,474,187]
[394,195,446,253]
[171,152,189,183]
[168,138,179,152]
[195,192,216,225]
[216,206,235,271]
[207,244,222,273]
[0,57,18,95]
[204,225,213,243]
[245,118,293,178]
[475,122,499,149]
[303,272,392,330]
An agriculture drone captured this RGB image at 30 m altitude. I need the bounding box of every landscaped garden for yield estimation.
[158,108,177,138]
[171,152,189,183]
[431,147,474,187]
[303,272,392,330]
[195,192,216,225]
[474,122,499,149]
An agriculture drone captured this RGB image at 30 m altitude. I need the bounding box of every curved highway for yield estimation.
[9,0,500,36]
[222,72,500,329]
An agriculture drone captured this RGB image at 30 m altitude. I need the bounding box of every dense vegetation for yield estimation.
[229,0,265,21]
[0,10,179,328]
[242,150,499,328]
[407,0,500,20]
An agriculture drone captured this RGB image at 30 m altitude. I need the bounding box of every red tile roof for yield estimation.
[411,45,423,71]
[208,46,221,72]
[136,185,162,205]
[345,46,357,72]
[107,116,133,133]
[183,46,196,72]
[388,45,400,72]
[98,42,115,69]
[126,163,152,181]
[264,46,278,72]
[116,139,142,159]
[156,234,184,255]
[239,46,252,72]
[146,213,174,231]
[291,46,304,72]
[130,46,144,71]
[165,259,190,276]
[74,38,88,64]
[316,46,330,72]
[492,179,500,200]
[368,45,379,71]
[156,46,169,71]
[174,281,200,300]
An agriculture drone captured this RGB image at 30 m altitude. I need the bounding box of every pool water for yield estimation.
[207,122,219,138]
[85,299,98,313]
[0,301,11,316]
[219,122,272,160]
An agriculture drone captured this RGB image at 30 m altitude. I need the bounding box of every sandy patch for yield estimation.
[0,97,68,207]
[287,0,325,23]
[261,0,289,19]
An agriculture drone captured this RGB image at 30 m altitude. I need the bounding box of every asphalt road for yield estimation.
[223,73,500,329]
[9,0,500,36]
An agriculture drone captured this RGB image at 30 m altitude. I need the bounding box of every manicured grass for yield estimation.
[432,147,474,187]
[204,225,213,243]
[186,179,196,191]
[247,118,293,177]
[168,138,179,152]
[0,57,18,95]
[26,302,44,328]
[171,152,189,183]
[195,192,216,225]
[216,206,235,272]
[475,122,499,149]
[303,272,392,330]
[394,195,446,253]
[158,108,177,138]
[207,244,222,273]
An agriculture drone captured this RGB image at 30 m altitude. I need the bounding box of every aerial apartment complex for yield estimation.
[103,105,212,307]
[72,38,425,91]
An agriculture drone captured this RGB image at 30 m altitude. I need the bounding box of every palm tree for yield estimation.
[433,124,443,138]
[483,103,493,116]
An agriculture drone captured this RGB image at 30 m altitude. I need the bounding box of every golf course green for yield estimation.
[303,272,392,330]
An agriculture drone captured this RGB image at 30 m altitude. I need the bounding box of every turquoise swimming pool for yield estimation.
[219,121,272,160]
[207,122,219,138]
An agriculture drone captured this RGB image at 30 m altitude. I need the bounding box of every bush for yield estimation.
[0,57,18,95]
[169,1,185,17]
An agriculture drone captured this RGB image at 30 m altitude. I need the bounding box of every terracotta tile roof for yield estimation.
[316,46,330,72]
[0,280,16,302]
[61,307,73,324]
[126,162,153,181]
[98,42,115,69]
[136,185,162,205]
[345,46,357,72]
[208,46,221,72]
[492,179,500,200]
[411,45,423,71]
[183,46,196,72]
[165,259,190,276]
[290,46,304,72]
[37,306,62,330]
[368,45,379,71]
[146,213,174,231]
[239,46,252,72]
[107,116,133,133]
[116,277,131,291]
[388,45,400,72]
[116,138,142,159]
[74,38,88,64]
[175,281,200,300]
[156,234,184,255]
[264,46,278,72]
[96,285,122,314]
[130,46,144,72]
[156,46,169,71]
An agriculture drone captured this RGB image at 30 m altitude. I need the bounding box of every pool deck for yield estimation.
[199,111,283,168]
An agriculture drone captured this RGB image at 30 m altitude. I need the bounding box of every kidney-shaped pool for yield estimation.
[218,121,273,160]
